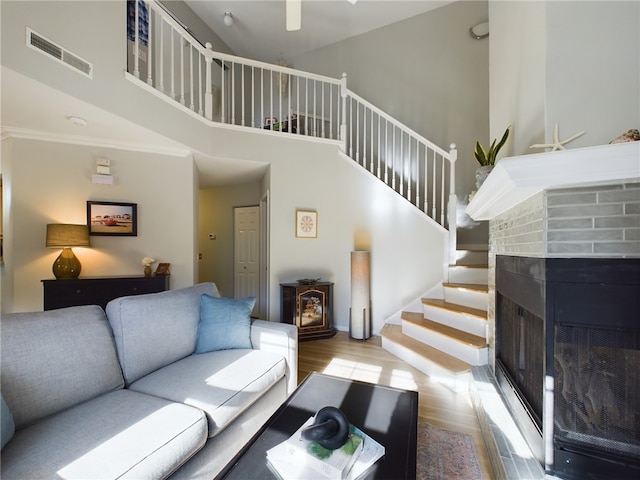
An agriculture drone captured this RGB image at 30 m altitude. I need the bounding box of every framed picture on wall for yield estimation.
[155,262,170,275]
[296,210,317,238]
[87,201,138,236]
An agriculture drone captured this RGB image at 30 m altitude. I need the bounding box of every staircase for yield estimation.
[380,248,489,392]
[129,0,458,252]
[129,2,479,373]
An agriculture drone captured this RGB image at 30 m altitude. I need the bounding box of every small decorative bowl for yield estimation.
[297,278,321,285]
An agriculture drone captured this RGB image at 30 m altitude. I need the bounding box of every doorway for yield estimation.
[234,206,260,315]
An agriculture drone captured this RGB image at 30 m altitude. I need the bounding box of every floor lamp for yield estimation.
[350,251,371,340]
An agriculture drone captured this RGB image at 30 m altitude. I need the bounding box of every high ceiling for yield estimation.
[183,0,453,63]
[2,1,455,187]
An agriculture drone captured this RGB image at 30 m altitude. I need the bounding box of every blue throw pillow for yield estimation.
[195,294,256,353]
[1,393,15,450]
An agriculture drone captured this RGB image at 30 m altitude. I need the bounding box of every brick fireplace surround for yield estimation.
[466,141,640,479]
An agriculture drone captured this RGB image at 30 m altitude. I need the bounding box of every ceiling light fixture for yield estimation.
[67,115,87,127]
[470,21,489,40]
[223,12,234,27]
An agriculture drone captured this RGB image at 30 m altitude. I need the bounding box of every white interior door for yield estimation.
[234,206,260,315]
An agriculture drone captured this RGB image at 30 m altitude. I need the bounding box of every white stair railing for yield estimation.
[128,0,457,244]
[128,0,342,137]
[342,88,457,233]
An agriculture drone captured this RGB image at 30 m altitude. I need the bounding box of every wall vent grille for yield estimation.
[26,28,93,78]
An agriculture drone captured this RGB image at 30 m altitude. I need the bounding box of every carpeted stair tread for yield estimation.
[402,312,486,348]
[443,283,488,293]
[380,324,471,374]
[421,298,487,319]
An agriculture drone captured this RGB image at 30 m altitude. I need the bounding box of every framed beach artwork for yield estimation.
[87,201,138,236]
[296,210,317,238]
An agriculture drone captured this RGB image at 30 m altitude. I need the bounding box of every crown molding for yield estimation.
[0,126,192,158]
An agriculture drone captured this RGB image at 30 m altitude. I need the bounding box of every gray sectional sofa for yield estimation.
[0,282,298,479]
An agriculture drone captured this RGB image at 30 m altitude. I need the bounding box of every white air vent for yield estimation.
[26,28,93,78]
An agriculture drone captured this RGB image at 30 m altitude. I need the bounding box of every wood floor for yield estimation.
[298,331,493,479]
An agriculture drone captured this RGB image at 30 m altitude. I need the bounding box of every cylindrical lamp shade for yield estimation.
[46,224,90,247]
[350,251,371,340]
[46,224,90,279]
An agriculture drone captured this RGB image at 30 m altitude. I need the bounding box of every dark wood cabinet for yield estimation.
[280,282,336,341]
[42,275,170,311]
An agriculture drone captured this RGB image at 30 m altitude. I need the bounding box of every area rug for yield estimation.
[416,423,483,480]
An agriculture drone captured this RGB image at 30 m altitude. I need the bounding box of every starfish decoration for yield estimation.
[530,123,586,152]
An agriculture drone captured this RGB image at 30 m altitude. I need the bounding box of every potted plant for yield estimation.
[473,126,510,189]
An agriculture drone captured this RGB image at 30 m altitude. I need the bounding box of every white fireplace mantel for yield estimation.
[465,141,640,221]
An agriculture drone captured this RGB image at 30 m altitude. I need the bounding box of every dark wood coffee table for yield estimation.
[218,372,418,479]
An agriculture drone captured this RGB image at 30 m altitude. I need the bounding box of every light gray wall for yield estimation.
[289,0,491,245]
[266,142,447,333]
[490,0,639,155]
[1,0,449,330]
[488,0,546,156]
[2,137,197,313]
[1,139,13,314]
[198,182,262,298]
[0,1,222,161]
[193,126,449,332]
[160,0,233,53]
[545,1,639,147]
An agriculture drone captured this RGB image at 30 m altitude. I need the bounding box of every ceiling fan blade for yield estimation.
[286,0,301,31]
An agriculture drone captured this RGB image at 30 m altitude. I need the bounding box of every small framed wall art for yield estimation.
[155,262,170,275]
[296,210,317,238]
[87,201,138,236]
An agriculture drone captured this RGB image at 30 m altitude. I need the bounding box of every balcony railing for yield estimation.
[127,0,457,252]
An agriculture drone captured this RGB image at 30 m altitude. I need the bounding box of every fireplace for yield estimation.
[280,281,336,341]
[495,255,640,479]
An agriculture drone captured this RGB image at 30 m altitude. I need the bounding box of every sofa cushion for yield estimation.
[129,349,286,438]
[195,294,255,353]
[1,393,15,449]
[106,283,219,385]
[0,306,125,428]
[0,389,207,480]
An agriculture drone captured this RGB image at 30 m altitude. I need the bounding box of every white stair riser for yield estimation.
[402,322,488,366]
[448,266,488,284]
[454,250,488,266]
[381,337,470,392]
[421,305,487,339]
[444,288,488,311]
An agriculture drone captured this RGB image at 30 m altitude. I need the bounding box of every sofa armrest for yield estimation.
[250,320,298,395]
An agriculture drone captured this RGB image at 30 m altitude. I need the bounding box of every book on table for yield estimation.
[266,417,385,480]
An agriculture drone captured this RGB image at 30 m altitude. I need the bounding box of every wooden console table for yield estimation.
[280,282,336,341]
[42,275,170,311]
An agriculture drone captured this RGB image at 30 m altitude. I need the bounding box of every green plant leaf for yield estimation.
[492,126,510,163]
[307,441,332,459]
[340,433,363,455]
[474,141,488,166]
[474,126,510,166]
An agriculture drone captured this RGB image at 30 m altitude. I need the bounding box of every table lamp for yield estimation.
[46,224,90,279]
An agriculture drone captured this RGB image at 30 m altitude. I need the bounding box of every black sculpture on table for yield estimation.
[301,406,350,450]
